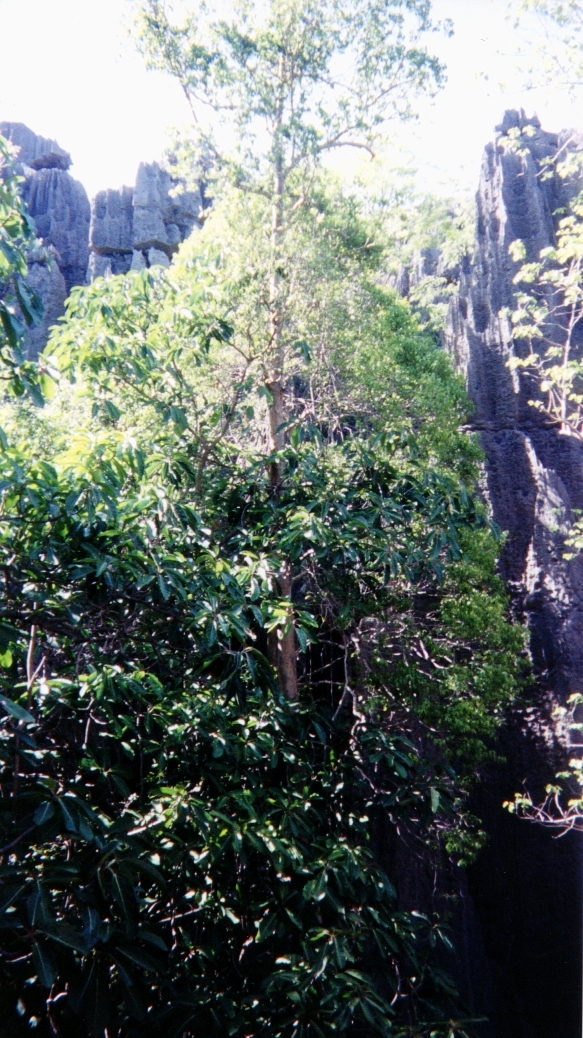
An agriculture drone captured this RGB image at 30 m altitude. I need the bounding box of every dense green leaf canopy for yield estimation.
[0,11,524,1032]
[0,242,523,1036]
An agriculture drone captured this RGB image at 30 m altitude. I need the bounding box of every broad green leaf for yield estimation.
[0,695,35,724]
[32,942,57,988]
[34,802,55,825]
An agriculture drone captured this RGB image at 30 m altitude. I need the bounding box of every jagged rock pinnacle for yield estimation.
[0,123,202,357]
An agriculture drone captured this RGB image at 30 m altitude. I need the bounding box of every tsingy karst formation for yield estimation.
[447,109,583,1038]
[0,122,203,358]
[447,108,583,693]
[0,122,90,358]
[88,161,203,280]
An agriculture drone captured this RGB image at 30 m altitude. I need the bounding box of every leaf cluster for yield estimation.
[0,428,487,1037]
[134,0,449,190]
[0,135,47,403]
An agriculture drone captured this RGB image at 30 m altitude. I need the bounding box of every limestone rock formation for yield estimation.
[0,123,202,356]
[23,247,68,360]
[447,109,583,1038]
[1,122,91,357]
[90,186,133,256]
[23,168,91,293]
[0,121,71,171]
[88,161,202,278]
[447,108,583,700]
[1,122,90,294]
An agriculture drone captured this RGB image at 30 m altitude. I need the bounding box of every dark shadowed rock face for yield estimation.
[447,108,583,702]
[447,109,583,1038]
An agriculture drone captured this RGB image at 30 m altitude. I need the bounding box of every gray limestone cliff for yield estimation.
[0,122,91,293]
[1,122,90,357]
[88,161,202,280]
[0,123,202,358]
[24,167,91,293]
[23,246,68,360]
[0,122,70,172]
[446,109,583,1038]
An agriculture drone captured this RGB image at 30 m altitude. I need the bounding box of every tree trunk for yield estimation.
[265,84,298,701]
[267,561,298,701]
[266,378,286,483]
[266,377,298,698]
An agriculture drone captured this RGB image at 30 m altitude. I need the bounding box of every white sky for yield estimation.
[0,0,581,200]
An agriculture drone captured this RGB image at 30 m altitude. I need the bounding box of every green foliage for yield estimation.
[358,165,475,335]
[134,0,450,186]
[0,135,47,403]
[45,183,479,482]
[0,410,484,1037]
[504,690,583,832]
[512,0,583,96]
[509,189,583,439]
[132,0,456,706]
[0,14,524,1033]
[0,654,464,1037]
[0,239,523,1034]
[334,284,478,474]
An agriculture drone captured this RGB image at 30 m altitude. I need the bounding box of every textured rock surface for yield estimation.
[0,121,71,171]
[447,109,583,699]
[1,122,90,293]
[447,109,583,1038]
[88,161,202,277]
[22,168,90,293]
[1,122,90,357]
[0,123,202,356]
[90,186,134,255]
[23,247,68,360]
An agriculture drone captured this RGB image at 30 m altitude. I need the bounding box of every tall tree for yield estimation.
[133,0,451,697]
[0,248,522,1038]
[0,11,526,1035]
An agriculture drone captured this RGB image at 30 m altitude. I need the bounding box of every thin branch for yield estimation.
[0,825,35,855]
